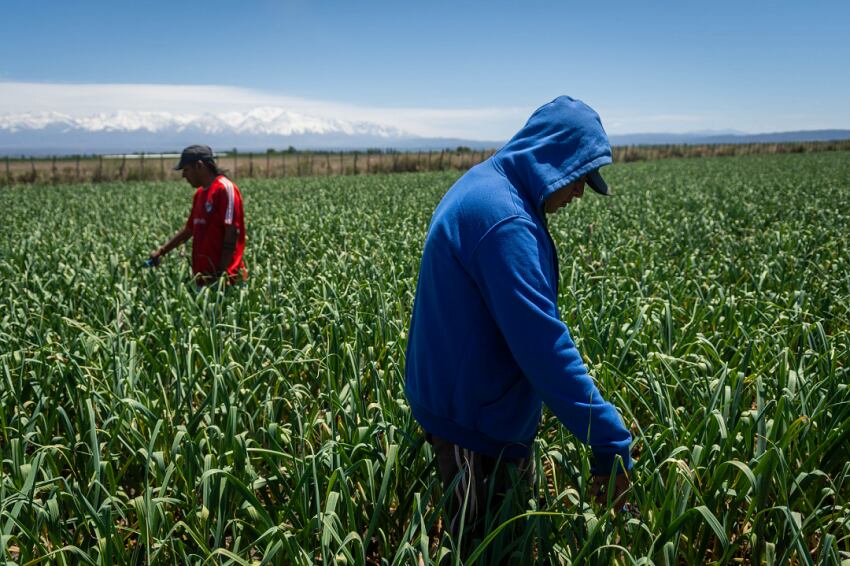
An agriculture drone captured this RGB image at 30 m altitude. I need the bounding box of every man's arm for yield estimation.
[469,217,632,476]
[150,225,192,260]
[215,225,238,276]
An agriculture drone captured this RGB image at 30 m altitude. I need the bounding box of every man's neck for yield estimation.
[200,173,218,189]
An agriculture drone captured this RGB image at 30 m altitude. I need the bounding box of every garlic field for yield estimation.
[2,152,849,564]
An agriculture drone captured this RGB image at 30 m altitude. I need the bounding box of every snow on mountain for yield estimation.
[2,107,848,156]
[0,107,407,138]
[0,107,501,155]
[0,111,77,132]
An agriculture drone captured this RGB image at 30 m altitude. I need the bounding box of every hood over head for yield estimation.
[492,96,613,211]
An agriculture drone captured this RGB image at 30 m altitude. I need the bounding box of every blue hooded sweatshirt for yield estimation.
[404,96,632,473]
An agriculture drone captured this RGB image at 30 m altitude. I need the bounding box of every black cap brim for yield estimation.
[587,169,611,196]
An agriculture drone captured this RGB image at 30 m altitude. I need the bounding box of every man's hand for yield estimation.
[150,226,192,267]
[148,245,166,261]
[590,472,631,511]
[143,253,161,268]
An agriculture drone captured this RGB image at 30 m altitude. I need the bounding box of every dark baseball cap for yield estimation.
[586,168,611,196]
[174,144,215,170]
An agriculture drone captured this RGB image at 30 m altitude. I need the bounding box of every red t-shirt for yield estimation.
[186,176,247,282]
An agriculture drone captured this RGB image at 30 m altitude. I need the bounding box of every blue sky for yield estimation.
[3,0,849,139]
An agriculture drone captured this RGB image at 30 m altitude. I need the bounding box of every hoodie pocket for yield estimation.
[475,378,540,443]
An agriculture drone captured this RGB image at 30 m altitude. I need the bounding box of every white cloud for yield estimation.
[0,81,529,140]
[598,110,709,135]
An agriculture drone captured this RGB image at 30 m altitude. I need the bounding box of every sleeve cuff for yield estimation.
[591,449,632,476]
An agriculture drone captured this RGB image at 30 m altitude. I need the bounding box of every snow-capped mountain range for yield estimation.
[0,107,432,155]
[0,107,409,136]
[2,107,849,156]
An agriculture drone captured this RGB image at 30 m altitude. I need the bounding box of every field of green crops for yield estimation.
[2,151,850,565]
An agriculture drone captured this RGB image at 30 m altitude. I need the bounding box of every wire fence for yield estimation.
[2,140,850,186]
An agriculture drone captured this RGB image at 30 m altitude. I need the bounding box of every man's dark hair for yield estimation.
[200,158,227,176]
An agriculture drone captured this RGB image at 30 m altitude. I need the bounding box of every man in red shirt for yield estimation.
[148,145,247,286]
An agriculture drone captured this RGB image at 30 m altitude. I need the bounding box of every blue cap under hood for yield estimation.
[492,96,613,211]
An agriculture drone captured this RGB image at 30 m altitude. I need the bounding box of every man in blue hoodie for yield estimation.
[405,96,632,547]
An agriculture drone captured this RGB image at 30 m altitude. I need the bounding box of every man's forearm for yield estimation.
[216,246,236,274]
[154,226,192,257]
[216,227,238,273]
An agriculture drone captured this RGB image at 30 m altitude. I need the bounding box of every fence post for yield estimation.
[160,153,165,179]
[282,153,286,178]
[266,151,271,177]
[140,152,145,179]
[52,156,58,184]
[233,148,238,181]
[119,155,126,180]
[248,153,254,178]
[75,156,80,181]
[353,152,358,175]
[6,156,11,185]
